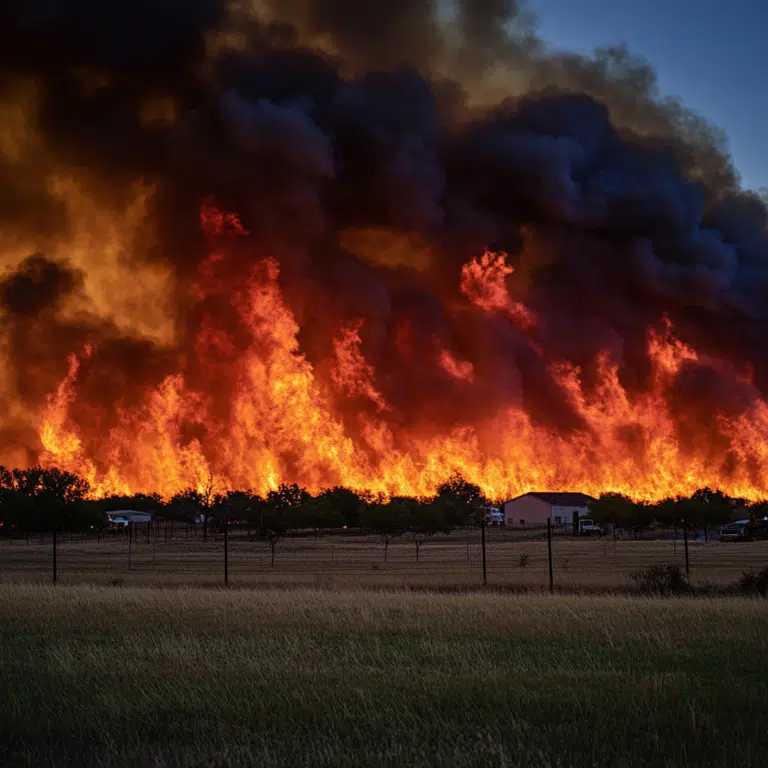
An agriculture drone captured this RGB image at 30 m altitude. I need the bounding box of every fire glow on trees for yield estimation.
[2,1,768,501]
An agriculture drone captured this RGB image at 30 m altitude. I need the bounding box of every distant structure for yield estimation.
[502,492,595,529]
[105,510,154,528]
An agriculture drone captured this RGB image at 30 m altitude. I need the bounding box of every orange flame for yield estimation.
[460,249,535,330]
[36,205,768,502]
[331,322,389,411]
[438,348,475,383]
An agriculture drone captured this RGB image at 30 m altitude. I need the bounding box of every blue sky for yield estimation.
[532,0,767,191]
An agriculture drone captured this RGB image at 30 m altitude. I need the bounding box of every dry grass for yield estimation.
[0,529,765,590]
[0,585,766,767]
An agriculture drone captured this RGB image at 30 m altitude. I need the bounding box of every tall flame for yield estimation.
[460,250,535,330]
[34,204,768,502]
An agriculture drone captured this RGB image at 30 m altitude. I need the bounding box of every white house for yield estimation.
[502,492,595,529]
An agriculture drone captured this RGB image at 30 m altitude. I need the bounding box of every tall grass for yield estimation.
[1,585,766,767]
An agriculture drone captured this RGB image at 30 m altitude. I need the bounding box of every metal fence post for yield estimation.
[52,530,57,585]
[128,521,133,571]
[682,518,690,579]
[480,517,487,587]
[224,518,229,587]
[547,518,554,593]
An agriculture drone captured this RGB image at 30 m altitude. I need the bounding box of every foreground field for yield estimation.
[1,586,766,767]
[1,529,766,590]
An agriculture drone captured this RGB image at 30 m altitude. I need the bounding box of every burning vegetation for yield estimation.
[1,1,768,501]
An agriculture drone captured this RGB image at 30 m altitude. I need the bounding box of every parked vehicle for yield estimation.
[105,510,154,532]
[578,518,603,536]
[482,507,504,526]
[720,518,768,542]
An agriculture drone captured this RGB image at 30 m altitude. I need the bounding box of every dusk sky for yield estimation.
[533,0,768,191]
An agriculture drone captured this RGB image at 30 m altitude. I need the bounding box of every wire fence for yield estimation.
[0,523,765,591]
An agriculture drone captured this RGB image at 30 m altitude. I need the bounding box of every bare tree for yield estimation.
[196,464,220,544]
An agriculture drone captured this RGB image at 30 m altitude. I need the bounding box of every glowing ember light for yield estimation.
[200,198,249,236]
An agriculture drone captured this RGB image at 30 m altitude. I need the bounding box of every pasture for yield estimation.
[0,585,766,767]
[0,527,766,590]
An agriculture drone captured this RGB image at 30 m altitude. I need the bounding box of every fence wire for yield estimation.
[0,526,765,590]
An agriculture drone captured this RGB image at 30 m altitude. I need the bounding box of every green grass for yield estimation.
[1,586,766,767]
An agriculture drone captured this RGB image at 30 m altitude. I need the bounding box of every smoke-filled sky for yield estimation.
[1,0,768,500]
[535,0,768,191]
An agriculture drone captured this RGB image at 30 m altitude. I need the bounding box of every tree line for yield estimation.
[0,466,764,543]
[588,488,766,536]
[0,468,487,559]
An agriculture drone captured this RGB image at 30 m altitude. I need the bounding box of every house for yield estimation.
[502,492,596,529]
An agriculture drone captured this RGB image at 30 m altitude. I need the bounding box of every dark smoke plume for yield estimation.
[0,0,766,491]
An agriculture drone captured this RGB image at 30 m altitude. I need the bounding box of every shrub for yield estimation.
[736,567,768,597]
[631,564,689,595]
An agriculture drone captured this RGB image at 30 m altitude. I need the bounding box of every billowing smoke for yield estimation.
[0,0,766,499]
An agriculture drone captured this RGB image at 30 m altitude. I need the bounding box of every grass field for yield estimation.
[1,529,766,590]
[1,585,767,767]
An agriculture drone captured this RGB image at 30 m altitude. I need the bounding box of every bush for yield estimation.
[631,564,689,595]
[736,567,768,597]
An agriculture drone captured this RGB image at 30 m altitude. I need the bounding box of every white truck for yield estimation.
[578,518,604,536]
[482,507,505,526]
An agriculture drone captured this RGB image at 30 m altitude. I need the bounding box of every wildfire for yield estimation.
[29,203,768,503]
[0,0,763,512]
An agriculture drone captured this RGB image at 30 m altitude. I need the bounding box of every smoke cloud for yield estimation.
[0,0,766,498]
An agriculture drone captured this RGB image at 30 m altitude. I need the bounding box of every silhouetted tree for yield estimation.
[433,473,485,527]
[748,499,768,520]
[212,489,256,531]
[314,486,367,529]
[261,484,312,565]
[408,499,451,562]
[169,489,204,525]
[361,496,411,562]
[690,487,735,531]
[303,494,343,535]
[196,465,221,542]
[589,493,644,530]
[0,466,93,532]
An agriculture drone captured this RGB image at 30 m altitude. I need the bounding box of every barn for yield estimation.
[502,492,596,529]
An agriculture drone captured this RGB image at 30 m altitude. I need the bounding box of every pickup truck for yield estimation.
[482,507,505,526]
[578,518,604,536]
